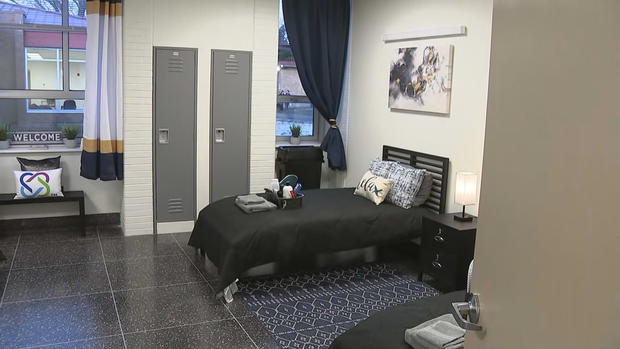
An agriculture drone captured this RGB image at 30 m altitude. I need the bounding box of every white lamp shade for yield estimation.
[455,172,478,206]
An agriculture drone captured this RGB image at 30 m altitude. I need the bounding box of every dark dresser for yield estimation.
[419,213,477,292]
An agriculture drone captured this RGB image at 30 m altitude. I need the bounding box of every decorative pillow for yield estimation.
[14,168,64,199]
[413,172,434,206]
[354,171,393,205]
[17,156,61,171]
[368,158,397,177]
[369,159,428,209]
[383,164,427,209]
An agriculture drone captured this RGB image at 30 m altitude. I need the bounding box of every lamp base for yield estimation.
[454,213,474,222]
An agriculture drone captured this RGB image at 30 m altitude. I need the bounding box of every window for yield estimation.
[0,0,87,145]
[276,1,321,142]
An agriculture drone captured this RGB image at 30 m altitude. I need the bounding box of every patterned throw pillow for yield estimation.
[369,158,397,177]
[14,168,64,199]
[354,171,393,205]
[369,159,426,209]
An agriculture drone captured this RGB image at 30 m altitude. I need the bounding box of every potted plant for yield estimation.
[0,125,10,150]
[61,126,80,148]
[289,124,301,145]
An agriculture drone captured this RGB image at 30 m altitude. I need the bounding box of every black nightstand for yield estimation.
[418,213,477,292]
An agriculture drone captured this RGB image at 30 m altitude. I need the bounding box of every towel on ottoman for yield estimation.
[405,314,465,349]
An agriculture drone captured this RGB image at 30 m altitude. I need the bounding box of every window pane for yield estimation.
[26,47,63,90]
[69,32,86,90]
[0,98,83,142]
[0,0,62,26]
[0,29,64,90]
[277,64,306,97]
[0,27,24,89]
[28,98,84,111]
[277,1,306,97]
[276,102,314,137]
[69,0,87,27]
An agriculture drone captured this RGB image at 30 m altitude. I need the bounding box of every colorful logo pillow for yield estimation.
[354,171,393,205]
[14,168,63,199]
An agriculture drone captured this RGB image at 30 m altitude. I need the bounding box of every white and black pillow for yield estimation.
[354,171,393,205]
[369,159,428,209]
[383,164,426,209]
[369,158,397,177]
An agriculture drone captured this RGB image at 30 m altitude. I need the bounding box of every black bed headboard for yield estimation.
[382,145,450,214]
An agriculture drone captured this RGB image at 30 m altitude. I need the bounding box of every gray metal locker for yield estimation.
[153,47,197,223]
[210,50,252,202]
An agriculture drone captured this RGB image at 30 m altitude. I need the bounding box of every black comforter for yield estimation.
[189,188,427,293]
[330,291,466,349]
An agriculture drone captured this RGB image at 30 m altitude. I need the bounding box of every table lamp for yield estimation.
[454,172,478,222]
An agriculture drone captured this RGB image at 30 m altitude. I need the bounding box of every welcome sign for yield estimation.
[11,131,63,145]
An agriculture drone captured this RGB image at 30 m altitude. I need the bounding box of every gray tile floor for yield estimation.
[0,226,278,349]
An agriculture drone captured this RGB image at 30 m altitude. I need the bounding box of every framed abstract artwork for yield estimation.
[388,45,454,114]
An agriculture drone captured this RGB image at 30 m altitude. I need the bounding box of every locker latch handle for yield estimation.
[158,129,169,144]
[215,128,225,143]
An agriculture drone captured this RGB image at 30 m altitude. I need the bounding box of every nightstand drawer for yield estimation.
[422,220,462,252]
[420,250,459,281]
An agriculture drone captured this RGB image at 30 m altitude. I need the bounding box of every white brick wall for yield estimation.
[250,0,278,192]
[121,0,278,235]
[122,0,154,236]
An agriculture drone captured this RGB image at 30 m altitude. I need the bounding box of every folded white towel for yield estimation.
[405,314,465,349]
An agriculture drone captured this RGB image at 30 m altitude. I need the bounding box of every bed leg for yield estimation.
[222,279,239,303]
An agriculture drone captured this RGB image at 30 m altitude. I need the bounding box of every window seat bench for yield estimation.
[0,191,86,236]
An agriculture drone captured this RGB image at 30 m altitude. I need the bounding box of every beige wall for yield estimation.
[468,0,620,347]
[343,0,493,215]
[122,0,278,235]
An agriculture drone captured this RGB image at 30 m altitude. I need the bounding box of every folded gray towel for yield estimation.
[236,194,266,205]
[235,197,277,214]
[418,320,464,349]
[405,314,464,349]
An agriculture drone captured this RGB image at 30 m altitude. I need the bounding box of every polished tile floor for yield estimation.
[0,225,277,349]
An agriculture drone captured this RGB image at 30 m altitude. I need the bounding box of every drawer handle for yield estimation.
[432,261,443,269]
[434,235,445,243]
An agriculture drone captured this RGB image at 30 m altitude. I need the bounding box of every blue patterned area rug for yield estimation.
[236,263,440,349]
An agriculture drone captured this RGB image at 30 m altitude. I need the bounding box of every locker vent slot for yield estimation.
[168,57,184,73]
[224,58,239,74]
[167,198,184,214]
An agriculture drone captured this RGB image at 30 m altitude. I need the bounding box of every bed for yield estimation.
[330,291,466,349]
[188,146,450,298]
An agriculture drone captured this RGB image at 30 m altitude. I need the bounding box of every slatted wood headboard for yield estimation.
[382,145,450,214]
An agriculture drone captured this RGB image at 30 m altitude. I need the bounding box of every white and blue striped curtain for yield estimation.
[81,0,123,180]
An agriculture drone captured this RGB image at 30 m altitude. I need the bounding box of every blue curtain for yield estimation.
[282,0,350,171]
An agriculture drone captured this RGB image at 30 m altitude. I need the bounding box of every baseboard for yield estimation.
[0,213,120,230]
[156,221,195,234]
